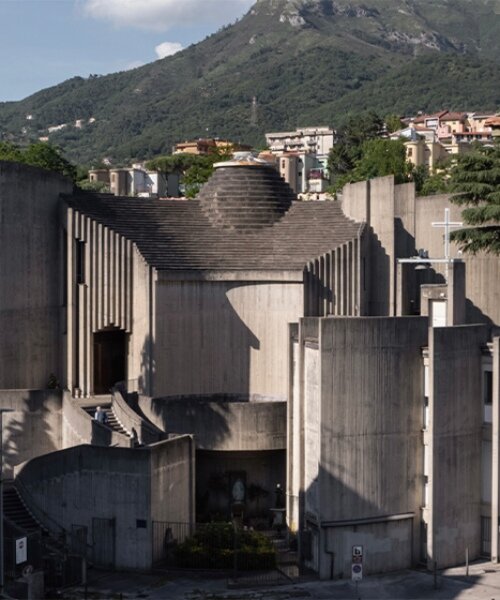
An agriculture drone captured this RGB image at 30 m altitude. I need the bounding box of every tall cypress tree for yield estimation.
[450,141,500,254]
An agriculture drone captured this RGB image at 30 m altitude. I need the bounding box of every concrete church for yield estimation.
[0,156,499,583]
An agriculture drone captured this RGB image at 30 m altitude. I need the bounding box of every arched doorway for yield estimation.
[93,328,127,394]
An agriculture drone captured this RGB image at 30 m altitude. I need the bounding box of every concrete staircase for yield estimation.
[3,484,44,534]
[82,403,130,437]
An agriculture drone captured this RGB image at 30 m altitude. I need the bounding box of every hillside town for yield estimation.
[84,110,500,201]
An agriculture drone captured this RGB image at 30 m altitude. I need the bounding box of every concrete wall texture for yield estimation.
[341,177,500,325]
[0,389,62,478]
[0,162,73,389]
[16,437,194,570]
[153,278,303,398]
[138,395,286,451]
[427,325,487,568]
[290,316,429,578]
[17,445,152,570]
[150,435,195,525]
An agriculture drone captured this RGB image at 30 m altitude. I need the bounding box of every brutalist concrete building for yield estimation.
[0,157,499,581]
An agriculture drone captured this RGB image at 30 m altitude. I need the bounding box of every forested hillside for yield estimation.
[0,0,499,164]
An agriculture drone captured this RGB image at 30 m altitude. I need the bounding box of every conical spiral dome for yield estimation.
[198,162,296,230]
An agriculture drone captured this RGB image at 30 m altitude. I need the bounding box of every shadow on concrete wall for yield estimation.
[148,397,231,449]
[139,334,155,398]
[3,391,60,479]
[148,281,262,398]
[90,420,113,446]
[368,229,391,316]
[466,299,493,327]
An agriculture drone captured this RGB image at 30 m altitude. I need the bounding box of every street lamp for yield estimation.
[0,408,14,597]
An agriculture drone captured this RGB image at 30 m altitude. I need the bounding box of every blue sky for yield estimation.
[0,0,255,102]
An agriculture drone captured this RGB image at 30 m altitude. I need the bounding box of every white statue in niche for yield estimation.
[232,479,245,502]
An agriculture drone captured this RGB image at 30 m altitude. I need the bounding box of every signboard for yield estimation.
[351,545,363,581]
[16,537,27,565]
[351,563,363,581]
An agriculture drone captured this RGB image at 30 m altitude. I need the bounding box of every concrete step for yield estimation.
[82,405,130,436]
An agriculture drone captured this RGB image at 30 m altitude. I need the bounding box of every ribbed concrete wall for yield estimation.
[66,208,152,395]
[0,162,72,388]
[303,236,363,317]
[341,177,397,316]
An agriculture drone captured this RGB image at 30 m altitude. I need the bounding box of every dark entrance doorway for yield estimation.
[93,329,126,394]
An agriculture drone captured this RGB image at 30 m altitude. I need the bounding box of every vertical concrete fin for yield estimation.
[492,337,500,561]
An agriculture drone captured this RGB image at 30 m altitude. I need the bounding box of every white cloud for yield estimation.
[82,0,254,32]
[155,41,184,59]
[125,60,145,70]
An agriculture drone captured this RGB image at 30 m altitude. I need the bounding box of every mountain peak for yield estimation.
[1,0,498,164]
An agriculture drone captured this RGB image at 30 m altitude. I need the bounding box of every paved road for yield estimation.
[63,561,500,600]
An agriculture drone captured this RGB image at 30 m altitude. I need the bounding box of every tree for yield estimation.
[329,137,412,194]
[450,142,500,254]
[0,141,76,180]
[146,148,233,198]
[328,111,384,188]
[0,141,24,162]
[385,114,404,133]
[354,138,411,184]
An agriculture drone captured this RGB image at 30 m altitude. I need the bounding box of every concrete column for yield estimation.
[126,240,133,333]
[341,244,347,315]
[104,226,110,327]
[352,240,358,315]
[91,220,98,333]
[492,337,500,561]
[330,251,335,316]
[84,218,92,396]
[347,241,353,314]
[78,284,86,394]
[325,253,331,316]
[319,256,325,317]
[109,230,116,327]
[314,259,320,317]
[119,235,126,328]
[96,223,103,331]
[66,209,74,391]
[333,249,340,316]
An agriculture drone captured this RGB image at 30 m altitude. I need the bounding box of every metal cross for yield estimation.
[431,208,463,262]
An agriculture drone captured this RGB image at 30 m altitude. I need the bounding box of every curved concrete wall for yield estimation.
[152,278,303,398]
[138,394,286,451]
[15,436,195,571]
[15,444,152,570]
[62,392,130,448]
[111,390,162,445]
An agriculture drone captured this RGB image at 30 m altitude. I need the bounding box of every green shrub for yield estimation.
[174,523,276,570]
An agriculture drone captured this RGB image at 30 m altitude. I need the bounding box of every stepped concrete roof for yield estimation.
[66,164,363,272]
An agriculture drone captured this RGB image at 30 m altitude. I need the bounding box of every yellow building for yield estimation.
[173,138,252,155]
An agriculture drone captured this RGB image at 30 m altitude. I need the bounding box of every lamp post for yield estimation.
[0,408,14,598]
